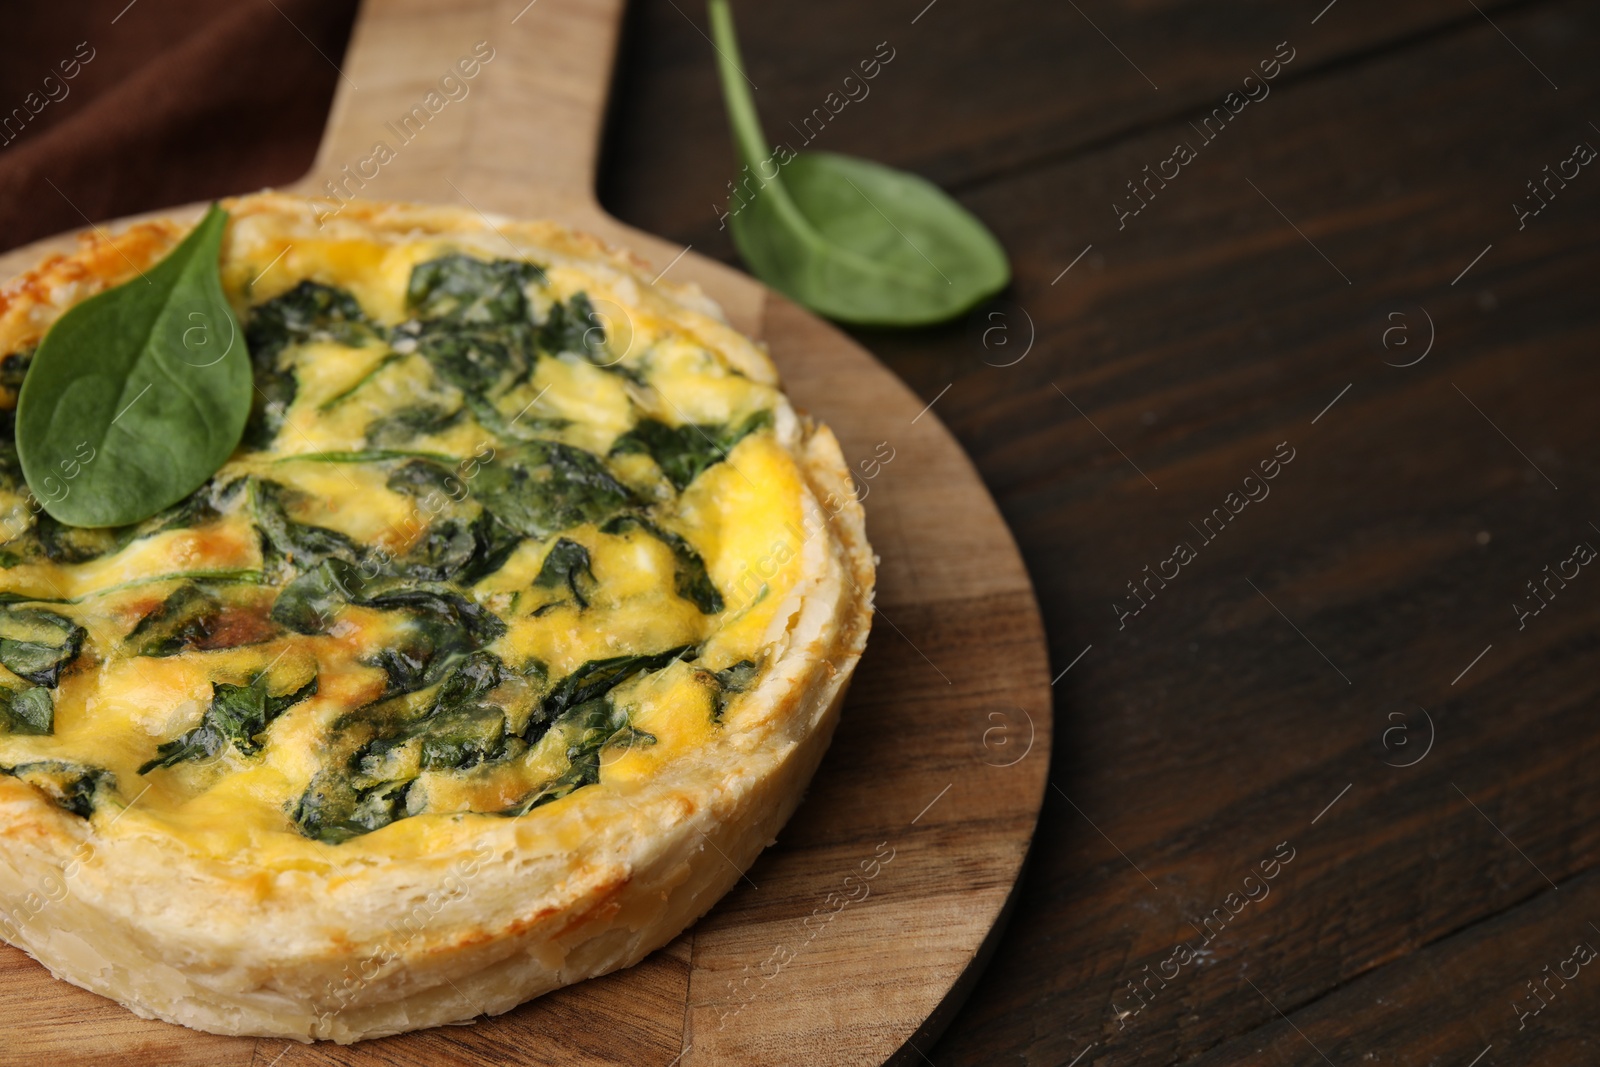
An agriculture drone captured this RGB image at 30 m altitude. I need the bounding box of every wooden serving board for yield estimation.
[0,1,1051,1064]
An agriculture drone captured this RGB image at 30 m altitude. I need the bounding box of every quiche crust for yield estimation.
[0,194,874,1042]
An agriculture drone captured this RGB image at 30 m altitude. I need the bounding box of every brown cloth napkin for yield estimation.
[0,0,358,256]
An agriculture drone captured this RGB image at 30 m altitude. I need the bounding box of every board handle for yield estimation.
[295,0,625,225]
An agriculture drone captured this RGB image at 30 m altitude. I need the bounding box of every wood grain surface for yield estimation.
[601,1,1600,1064]
[0,1,1052,1064]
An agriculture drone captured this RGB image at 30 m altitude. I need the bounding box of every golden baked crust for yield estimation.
[0,193,873,1042]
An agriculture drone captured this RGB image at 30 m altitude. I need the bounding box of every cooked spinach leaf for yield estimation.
[707,1,1008,326]
[385,460,521,585]
[15,483,222,567]
[538,292,644,383]
[0,606,85,686]
[359,587,507,698]
[15,204,253,527]
[538,291,600,356]
[384,456,466,501]
[125,583,218,655]
[34,515,122,563]
[417,703,507,769]
[526,645,693,743]
[399,256,645,398]
[317,352,403,412]
[295,650,516,843]
[361,588,505,640]
[398,519,479,582]
[351,649,512,772]
[457,509,526,585]
[250,478,364,575]
[245,280,376,446]
[273,558,495,660]
[248,280,376,361]
[0,686,53,735]
[709,658,760,720]
[364,403,464,448]
[533,537,596,609]
[610,410,770,492]
[601,514,722,613]
[472,441,632,540]
[395,254,547,399]
[501,697,654,816]
[442,647,512,702]
[294,649,683,841]
[0,351,31,405]
[1,760,117,818]
[294,769,415,845]
[269,558,364,634]
[715,660,760,691]
[124,582,279,657]
[139,672,317,772]
[398,318,537,398]
[408,254,545,325]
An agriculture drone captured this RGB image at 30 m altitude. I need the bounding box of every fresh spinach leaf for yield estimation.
[610,410,770,492]
[0,686,53,735]
[472,441,632,540]
[0,759,116,818]
[139,672,317,773]
[0,606,85,686]
[15,204,252,526]
[707,1,1008,325]
[601,514,722,613]
[533,537,596,609]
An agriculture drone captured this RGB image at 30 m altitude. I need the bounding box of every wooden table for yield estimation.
[602,2,1600,1064]
[5,1,1599,1064]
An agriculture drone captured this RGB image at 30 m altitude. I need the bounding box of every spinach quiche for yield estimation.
[0,194,873,1042]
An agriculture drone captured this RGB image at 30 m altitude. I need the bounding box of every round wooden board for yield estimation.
[0,2,1052,1064]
